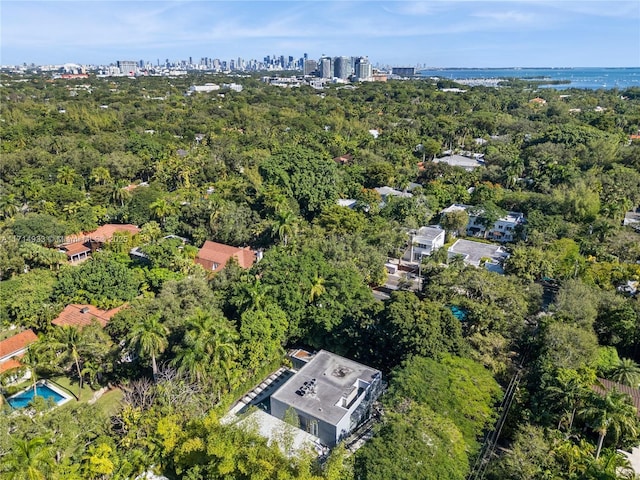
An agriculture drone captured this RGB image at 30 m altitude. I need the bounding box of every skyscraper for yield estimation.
[320,56,333,78]
[334,56,351,79]
[117,60,138,76]
[355,57,372,81]
[303,59,318,76]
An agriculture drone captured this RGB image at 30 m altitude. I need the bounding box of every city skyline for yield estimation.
[1,1,639,68]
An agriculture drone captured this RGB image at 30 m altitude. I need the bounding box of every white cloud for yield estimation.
[472,10,536,23]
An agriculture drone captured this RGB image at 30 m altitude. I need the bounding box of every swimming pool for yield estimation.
[7,381,72,409]
[449,305,468,321]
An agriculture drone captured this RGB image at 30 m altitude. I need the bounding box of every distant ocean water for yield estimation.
[419,67,640,90]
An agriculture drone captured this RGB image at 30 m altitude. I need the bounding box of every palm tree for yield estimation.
[0,193,19,220]
[239,278,270,312]
[586,449,635,480]
[62,200,89,216]
[544,374,590,432]
[127,314,169,379]
[81,360,102,389]
[149,198,175,227]
[3,436,55,480]
[52,326,84,398]
[210,327,239,396]
[90,166,112,186]
[609,358,640,387]
[172,310,238,394]
[14,176,43,205]
[309,273,326,304]
[22,346,44,397]
[579,389,639,459]
[110,181,131,207]
[56,166,77,186]
[172,343,210,384]
[271,210,298,246]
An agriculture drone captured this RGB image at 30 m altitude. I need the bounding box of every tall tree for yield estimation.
[609,358,640,387]
[2,437,56,480]
[56,165,77,186]
[127,314,169,379]
[271,210,298,246]
[148,197,175,227]
[579,389,639,459]
[51,325,85,397]
[543,369,592,432]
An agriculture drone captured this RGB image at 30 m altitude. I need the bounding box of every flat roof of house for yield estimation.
[448,239,508,266]
[624,211,640,224]
[289,349,315,362]
[337,199,357,208]
[195,240,256,270]
[441,203,470,214]
[374,186,412,198]
[271,350,381,426]
[433,155,485,169]
[52,304,124,328]
[0,329,37,360]
[414,226,445,243]
[440,204,524,224]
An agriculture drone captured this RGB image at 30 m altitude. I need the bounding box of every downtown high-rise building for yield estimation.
[334,56,352,79]
[303,59,318,76]
[355,56,372,81]
[117,60,138,75]
[319,56,333,78]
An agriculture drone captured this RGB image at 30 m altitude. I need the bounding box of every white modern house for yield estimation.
[447,239,509,274]
[433,154,485,171]
[441,204,525,242]
[189,83,220,93]
[270,350,382,447]
[405,226,445,263]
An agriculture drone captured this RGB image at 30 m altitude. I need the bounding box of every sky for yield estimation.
[1,1,639,67]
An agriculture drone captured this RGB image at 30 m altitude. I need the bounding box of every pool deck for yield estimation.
[223,367,295,422]
[7,380,74,409]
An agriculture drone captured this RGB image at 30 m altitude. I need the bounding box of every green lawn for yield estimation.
[94,388,123,416]
[49,376,91,402]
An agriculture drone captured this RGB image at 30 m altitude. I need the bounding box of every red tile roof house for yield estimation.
[52,304,124,329]
[59,224,140,263]
[333,154,353,165]
[0,329,38,384]
[593,378,640,418]
[194,241,257,272]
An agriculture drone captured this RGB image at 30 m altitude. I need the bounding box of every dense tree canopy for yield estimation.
[1,71,640,479]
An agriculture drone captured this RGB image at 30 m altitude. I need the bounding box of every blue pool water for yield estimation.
[450,306,468,321]
[7,383,68,409]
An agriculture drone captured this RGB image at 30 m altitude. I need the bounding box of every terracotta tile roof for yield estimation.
[0,329,37,360]
[87,224,140,242]
[0,357,24,374]
[593,378,640,417]
[64,224,140,245]
[60,241,91,257]
[195,241,256,271]
[52,304,124,328]
[333,154,353,165]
